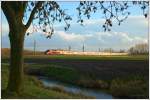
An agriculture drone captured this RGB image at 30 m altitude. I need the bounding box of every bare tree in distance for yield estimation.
[119,49,126,53]
[1,1,149,93]
[128,43,149,55]
[104,48,114,53]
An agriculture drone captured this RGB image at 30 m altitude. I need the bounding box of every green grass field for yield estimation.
[1,54,149,99]
[24,54,149,60]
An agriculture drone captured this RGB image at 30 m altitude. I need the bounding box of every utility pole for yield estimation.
[98,48,100,55]
[33,39,36,55]
[68,45,71,51]
[98,48,100,52]
[82,44,85,52]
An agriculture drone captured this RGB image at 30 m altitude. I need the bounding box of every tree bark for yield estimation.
[7,26,26,93]
[1,2,29,94]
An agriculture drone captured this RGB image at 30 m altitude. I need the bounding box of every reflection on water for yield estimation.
[38,76,114,99]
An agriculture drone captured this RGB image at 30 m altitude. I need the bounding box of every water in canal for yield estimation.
[38,76,114,99]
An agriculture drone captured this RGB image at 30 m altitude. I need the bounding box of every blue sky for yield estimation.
[1,2,149,51]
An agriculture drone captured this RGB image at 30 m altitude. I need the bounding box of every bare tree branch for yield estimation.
[25,1,43,29]
[76,1,149,31]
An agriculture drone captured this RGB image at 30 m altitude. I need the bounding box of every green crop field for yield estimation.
[24,54,148,60]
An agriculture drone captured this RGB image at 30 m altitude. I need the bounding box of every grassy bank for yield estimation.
[110,76,149,98]
[1,64,93,99]
[26,64,79,83]
[26,64,109,89]
[26,63,149,99]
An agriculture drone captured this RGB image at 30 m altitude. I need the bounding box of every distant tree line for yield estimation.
[128,43,149,55]
[101,48,126,53]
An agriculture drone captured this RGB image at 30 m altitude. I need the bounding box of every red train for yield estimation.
[44,49,62,55]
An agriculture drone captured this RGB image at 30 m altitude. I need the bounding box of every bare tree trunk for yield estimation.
[7,27,25,93]
[1,1,28,94]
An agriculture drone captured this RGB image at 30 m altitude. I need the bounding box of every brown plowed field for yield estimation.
[23,58,149,80]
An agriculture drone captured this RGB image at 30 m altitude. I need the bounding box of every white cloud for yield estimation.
[55,30,147,50]
[56,31,93,41]
[95,31,147,44]
[83,19,105,25]
[128,15,148,25]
